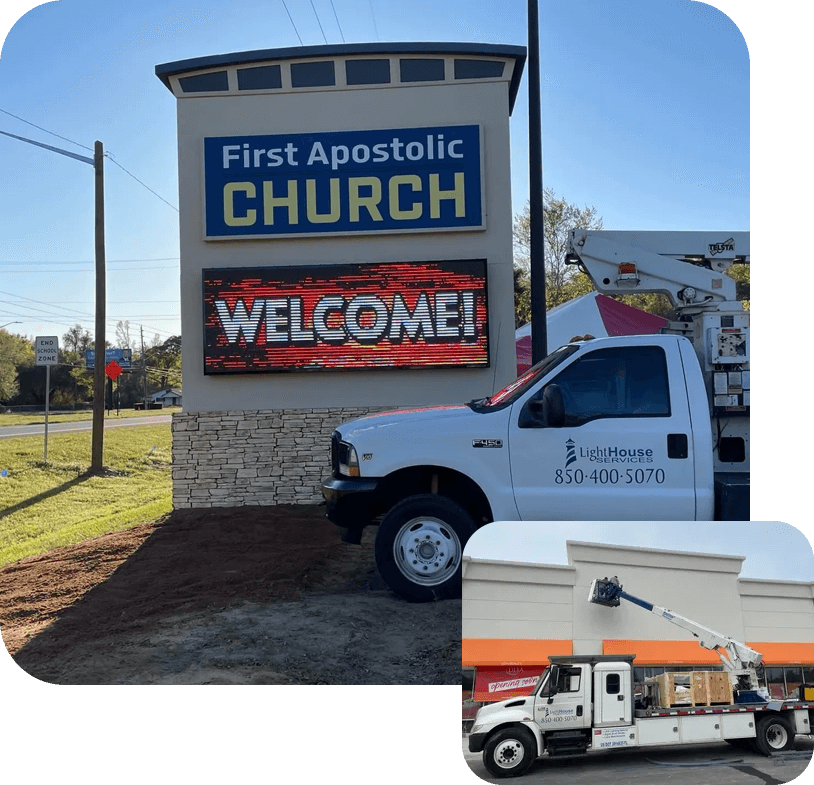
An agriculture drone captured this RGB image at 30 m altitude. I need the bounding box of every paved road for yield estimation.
[462,735,814,785]
[0,415,172,439]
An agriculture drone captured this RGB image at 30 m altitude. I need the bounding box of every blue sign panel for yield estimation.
[203,125,483,239]
[85,348,133,369]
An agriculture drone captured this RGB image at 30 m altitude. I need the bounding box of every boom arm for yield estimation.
[566,230,749,312]
[589,576,763,673]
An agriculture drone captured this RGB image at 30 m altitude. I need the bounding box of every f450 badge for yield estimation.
[473,439,503,448]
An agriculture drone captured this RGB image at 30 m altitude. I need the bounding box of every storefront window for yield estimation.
[784,667,803,699]
[765,666,786,699]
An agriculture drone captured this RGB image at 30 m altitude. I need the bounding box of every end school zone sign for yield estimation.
[202,126,483,239]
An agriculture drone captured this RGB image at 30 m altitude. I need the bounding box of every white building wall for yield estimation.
[739,579,814,643]
[463,541,814,654]
[568,541,746,655]
[463,559,575,641]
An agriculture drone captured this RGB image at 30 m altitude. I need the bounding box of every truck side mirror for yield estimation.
[546,664,560,700]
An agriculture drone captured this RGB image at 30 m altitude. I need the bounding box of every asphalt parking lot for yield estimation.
[462,736,814,785]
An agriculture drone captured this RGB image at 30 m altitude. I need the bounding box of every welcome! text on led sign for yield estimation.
[203,260,489,373]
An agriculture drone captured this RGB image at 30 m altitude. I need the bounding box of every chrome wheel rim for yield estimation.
[393,516,461,587]
[493,739,525,769]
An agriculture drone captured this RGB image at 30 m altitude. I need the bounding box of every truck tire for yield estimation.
[753,715,795,755]
[483,727,537,778]
[374,494,476,602]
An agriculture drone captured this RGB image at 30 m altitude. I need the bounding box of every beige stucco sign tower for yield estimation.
[156,42,526,509]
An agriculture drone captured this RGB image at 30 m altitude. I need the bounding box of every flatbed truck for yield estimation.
[468,577,807,777]
[468,654,813,778]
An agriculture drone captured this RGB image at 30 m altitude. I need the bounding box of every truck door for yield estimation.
[509,340,697,520]
[533,664,591,731]
[593,665,633,727]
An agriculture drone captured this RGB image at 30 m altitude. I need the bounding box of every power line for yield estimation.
[368,0,379,41]
[0,298,179,339]
[0,265,177,273]
[0,310,178,339]
[310,0,328,43]
[104,153,179,212]
[280,0,304,44]
[0,107,92,152]
[329,0,345,42]
[0,256,181,264]
[1,108,179,213]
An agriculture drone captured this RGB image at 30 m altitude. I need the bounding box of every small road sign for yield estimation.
[34,336,59,462]
[105,360,123,380]
[35,336,59,365]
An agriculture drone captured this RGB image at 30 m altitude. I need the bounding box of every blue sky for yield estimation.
[0,0,749,347]
[464,520,814,582]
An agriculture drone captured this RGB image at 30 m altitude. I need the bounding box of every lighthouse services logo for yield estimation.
[563,438,655,465]
[565,438,577,468]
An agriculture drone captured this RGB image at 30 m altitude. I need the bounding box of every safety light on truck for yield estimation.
[616,262,639,286]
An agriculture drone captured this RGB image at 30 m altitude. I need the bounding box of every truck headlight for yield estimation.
[338,441,360,477]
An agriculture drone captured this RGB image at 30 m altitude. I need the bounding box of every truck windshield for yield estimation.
[470,344,578,411]
[533,667,551,695]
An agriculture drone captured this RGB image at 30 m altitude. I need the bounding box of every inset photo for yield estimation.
[462,521,814,782]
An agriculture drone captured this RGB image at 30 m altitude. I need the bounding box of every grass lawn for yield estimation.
[0,406,181,428]
[0,424,172,567]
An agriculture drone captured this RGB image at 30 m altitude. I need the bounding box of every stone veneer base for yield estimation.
[171,407,390,509]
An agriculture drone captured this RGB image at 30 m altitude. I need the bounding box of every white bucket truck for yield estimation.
[467,577,811,778]
[322,232,749,601]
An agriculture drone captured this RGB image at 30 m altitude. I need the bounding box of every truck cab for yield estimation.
[323,333,716,601]
[468,655,636,776]
[531,657,633,736]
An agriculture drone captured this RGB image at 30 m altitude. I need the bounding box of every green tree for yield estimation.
[61,324,94,406]
[146,335,182,391]
[0,330,33,402]
[513,189,604,324]
[728,263,749,310]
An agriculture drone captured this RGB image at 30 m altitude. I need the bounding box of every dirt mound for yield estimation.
[0,505,461,684]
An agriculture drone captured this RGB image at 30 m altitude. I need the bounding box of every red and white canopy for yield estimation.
[515,292,668,375]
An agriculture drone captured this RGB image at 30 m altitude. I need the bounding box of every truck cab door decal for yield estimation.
[509,342,697,521]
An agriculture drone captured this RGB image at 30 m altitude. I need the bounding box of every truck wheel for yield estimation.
[374,494,476,602]
[483,727,537,778]
[754,715,794,755]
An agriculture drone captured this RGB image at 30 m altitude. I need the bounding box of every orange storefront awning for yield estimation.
[465,639,814,669]
[602,639,723,664]
[747,642,814,664]
[462,639,572,668]
[603,639,814,665]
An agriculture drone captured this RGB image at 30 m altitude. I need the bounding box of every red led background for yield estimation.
[203,260,489,373]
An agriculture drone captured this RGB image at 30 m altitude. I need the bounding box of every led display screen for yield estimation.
[203,260,489,373]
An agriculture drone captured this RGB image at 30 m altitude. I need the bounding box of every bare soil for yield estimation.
[0,506,461,684]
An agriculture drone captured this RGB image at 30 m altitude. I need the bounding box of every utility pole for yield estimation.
[0,130,106,470]
[91,140,106,470]
[528,0,548,364]
[141,325,148,409]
